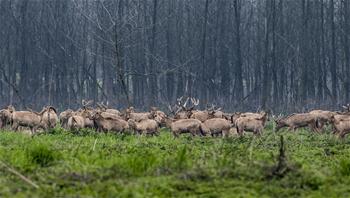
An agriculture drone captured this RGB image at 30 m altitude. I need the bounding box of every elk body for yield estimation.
[91,111,129,133]
[275,113,318,132]
[190,110,223,122]
[59,109,74,129]
[169,97,199,119]
[240,112,264,119]
[235,113,268,135]
[330,117,350,138]
[128,119,159,135]
[309,110,336,130]
[97,103,121,116]
[200,118,232,137]
[190,111,210,122]
[40,106,58,130]
[67,109,93,130]
[151,109,167,126]
[165,118,204,137]
[0,106,13,129]
[124,107,152,122]
[11,111,42,135]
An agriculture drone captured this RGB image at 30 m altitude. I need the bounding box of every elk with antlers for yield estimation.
[96,102,121,116]
[168,97,200,119]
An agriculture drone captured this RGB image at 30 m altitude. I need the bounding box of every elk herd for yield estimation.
[1,98,350,138]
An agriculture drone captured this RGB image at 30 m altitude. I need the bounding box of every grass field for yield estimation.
[1,123,350,197]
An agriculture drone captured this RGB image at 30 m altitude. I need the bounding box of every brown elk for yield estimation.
[128,119,159,135]
[124,106,152,122]
[164,117,204,137]
[275,113,318,132]
[150,107,167,126]
[12,106,57,134]
[39,106,59,130]
[309,110,336,130]
[96,102,121,116]
[329,115,350,138]
[200,118,232,137]
[168,97,199,119]
[0,105,14,129]
[67,100,94,130]
[90,111,129,133]
[59,109,74,129]
[190,104,223,122]
[235,112,268,136]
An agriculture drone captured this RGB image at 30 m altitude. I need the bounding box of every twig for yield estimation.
[92,138,98,151]
[0,160,39,189]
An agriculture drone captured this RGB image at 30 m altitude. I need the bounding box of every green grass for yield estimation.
[1,124,350,197]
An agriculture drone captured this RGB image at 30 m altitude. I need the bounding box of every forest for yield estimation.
[0,0,349,113]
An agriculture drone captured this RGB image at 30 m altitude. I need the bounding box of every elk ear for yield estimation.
[49,106,57,113]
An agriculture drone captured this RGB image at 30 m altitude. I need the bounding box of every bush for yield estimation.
[338,158,350,176]
[26,143,60,167]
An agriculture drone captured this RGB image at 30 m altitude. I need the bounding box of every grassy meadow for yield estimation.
[1,123,350,197]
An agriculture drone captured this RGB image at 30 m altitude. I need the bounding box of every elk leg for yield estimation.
[237,128,244,136]
[339,130,347,139]
[172,131,179,138]
[222,130,229,138]
[12,122,19,132]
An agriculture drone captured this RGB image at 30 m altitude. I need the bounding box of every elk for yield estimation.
[235,112,268,136]
[96,102,121,116]
[128,119,159,135]
[168,97,199,119]
[190,104,223,122]
[0,105,14,129]
[90,111,129,133]
[200,118,232,137]
[164,117,204,137]
[240,112,265,119]
[59,109,74,129]
[39,106,59,130]
[150,107,167,127]
[309,110,337,130]
[329,114,350,138]
[12,106,57,134]
[275,113,318,132]
[124,106,152,122]
[67,100,94,130]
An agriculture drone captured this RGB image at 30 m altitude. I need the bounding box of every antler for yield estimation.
[191,98,199,106]
[342,104,350,112]
[101,102,108,109]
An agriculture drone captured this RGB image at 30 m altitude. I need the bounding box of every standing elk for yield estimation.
[67,100,95,130]
[124,106,152,122]
[309,110,336,131]
[90,111,129,133]
[200,118,232,137]
[275,113,318,132]
[150,107,167,127]
[12,106,58,135]
[38,106,59,130]
[96,102,121,116]
[235,112,268,136]
[59,109,74,129]
[164,117,204,137]
[128,119,159,135]
[0,105,14,129]
[168,97,199,119]
[329,115,350,138]
[190,104,223,122]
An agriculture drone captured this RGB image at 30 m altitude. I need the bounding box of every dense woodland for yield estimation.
[0,0,349,113]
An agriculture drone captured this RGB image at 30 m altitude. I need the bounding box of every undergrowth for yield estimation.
[1,124,350,197]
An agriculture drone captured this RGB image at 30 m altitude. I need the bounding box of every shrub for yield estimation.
[26,143,60,167]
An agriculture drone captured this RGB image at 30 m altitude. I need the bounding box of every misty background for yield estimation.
[0,0,349,113]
